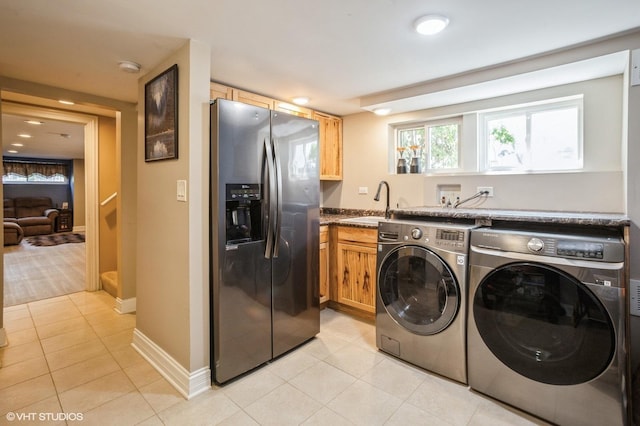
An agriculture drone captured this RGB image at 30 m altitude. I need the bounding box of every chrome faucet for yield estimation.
[374,180,390,219]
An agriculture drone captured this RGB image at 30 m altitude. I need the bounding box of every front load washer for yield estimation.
[467,226,628,426]
[376,220,476,384]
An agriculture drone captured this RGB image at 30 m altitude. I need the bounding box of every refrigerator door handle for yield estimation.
[272,137,283,258]
[262,138,277,258]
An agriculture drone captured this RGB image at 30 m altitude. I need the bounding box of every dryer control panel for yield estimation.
[471,228,624,263]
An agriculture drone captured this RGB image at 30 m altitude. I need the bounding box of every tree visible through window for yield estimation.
[428,124,459,169]
[396,120,460,173]
[482,97,582,171]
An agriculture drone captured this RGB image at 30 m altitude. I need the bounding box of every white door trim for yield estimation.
[2,102,100,292]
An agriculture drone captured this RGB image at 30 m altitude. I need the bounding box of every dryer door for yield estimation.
[378,245,460,335]
[472,262,615,385]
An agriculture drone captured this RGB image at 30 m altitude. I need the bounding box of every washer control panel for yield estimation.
[378,220,475,254]
[436,228,466,249]
[411,228,423,240]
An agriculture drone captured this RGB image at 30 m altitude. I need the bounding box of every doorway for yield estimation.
[2,101,101,306]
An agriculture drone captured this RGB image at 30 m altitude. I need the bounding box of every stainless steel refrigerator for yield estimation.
[210,99,320,384]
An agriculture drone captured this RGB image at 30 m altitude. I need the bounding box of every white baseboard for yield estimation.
[114,297,136,314]
[131,328,211,399]
[0,328,7,348]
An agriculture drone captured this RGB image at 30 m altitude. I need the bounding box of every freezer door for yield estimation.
[211,99,272,383]
[270,110,320,358]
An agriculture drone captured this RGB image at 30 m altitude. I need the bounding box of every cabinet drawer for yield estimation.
[337,226,377,244]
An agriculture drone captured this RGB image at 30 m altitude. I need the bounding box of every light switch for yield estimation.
[177,180,187,202]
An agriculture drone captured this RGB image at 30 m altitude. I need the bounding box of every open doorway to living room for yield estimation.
[2,97,110,306]
[2,108,88,306]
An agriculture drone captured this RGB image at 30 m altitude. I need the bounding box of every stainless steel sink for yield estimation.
[339,216,386,225]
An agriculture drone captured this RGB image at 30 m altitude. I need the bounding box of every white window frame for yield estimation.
[394,117,462,174]
[478,96,584,173]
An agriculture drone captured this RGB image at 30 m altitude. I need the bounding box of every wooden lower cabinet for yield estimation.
[319,225,329,304]
[334,226,377,314]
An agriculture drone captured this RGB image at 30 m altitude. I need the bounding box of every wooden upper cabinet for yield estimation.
[210,82,233,101]
[274,101,313,119]
[231,89,275,110]
[313,111,343,181]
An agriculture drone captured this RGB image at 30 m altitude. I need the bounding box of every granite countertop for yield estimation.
[320,207,630,228]
[320,208,386,228]
[391,206,630,227]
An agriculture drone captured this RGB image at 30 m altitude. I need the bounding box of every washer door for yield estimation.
[473,262,615,385]
[378,245,460,335]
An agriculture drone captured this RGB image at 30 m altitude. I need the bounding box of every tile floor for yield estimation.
[1,291,547,425]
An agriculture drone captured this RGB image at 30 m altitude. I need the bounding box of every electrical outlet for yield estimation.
[477,186,494,197]
[358,186,368,195]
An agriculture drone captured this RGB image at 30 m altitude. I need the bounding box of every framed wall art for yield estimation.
[145,64,178,161]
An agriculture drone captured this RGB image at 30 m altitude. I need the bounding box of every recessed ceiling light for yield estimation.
[119,60,141,73]
[58,100,75,105]
[414,14,449,35]
[373,108,391,116]
[11,143,24,147]
[17,133,32,138]
[7,150,18,154]
[24,120,44,125]
[292,97,309,105]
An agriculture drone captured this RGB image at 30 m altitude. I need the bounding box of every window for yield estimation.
[2,161,70,183]
[396,119,460,173]
[479,97,583,172]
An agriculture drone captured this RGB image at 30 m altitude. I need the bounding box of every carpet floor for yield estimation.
[25,232,85,247]
[3,234,85,306]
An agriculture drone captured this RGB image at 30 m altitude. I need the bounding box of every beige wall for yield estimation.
[99,116,117,274]
[135,39,210,371]
[117,109,138,301]
[326,75,625,213]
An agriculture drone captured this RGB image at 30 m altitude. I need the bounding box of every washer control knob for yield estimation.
[411,228,423,240]
[527,238,544,252]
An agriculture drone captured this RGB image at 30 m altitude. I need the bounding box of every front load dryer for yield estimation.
[376,220,476,384]
[467,226,628,426]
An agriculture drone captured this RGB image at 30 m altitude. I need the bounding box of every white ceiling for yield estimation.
[2,112,85,160]
[1,0,640,157]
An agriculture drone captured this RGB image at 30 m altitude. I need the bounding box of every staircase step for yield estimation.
[100,270,118,298]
